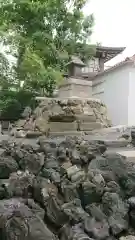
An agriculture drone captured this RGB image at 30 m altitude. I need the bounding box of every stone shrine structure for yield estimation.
[15,56,111,137]
[59,56,92,99]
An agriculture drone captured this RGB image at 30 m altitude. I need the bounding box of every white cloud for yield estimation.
[83,0,135,65]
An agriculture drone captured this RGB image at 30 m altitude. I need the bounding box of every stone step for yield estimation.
[76,114,96,122]
[117,150,135,162]
[102,139,129,148]
[84,134,129,147]
[79,122,103,131]
[91,125,132,135]
[49,122,78,132]
[49,131,85,137]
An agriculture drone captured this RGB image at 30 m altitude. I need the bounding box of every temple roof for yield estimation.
[95,46,125,63]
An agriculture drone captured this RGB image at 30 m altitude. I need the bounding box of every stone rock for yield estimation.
[49,104,69,122]
[62,199,89,223]
[33,176,58,205]
[35,117,49,133]
[14,149,45,175]
[25,198,45,220]
[7,170,35,198]
[0,198,57,240]
[21,106,32,118]
[84,217,110,240]
[102,192,129,235]
[71,170,85,183]
[41,168,61,184]
[57,146,68,162]
[104,181,121,194]
[15,119,26,128]
[23,117,36,131]
[26,131,43,138]
[61,180,79,202]
[66,165,81,178]
[100,106,107,115]
[129,210,135,229]
[89,153,131,185]
[45,197,68,227]
[128,197,135,209]
[131,129,135,146]
[44,153,59,170]
[71,148,81,165]
[60,223,92,240]
[0,156,19,179]
[120,236,135,240]
[60,161,73,174]
[15,130,27,138]
[85,203,107,221]
[79,140,107,156]
[108,216,128,236]
[79,181,104,207]
[92,173,105,187]
[2,128,135,239]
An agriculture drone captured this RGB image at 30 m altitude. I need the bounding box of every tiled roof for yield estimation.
[96,46,125,62]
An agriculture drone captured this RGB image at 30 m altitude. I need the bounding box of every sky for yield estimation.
[2,0,135,67]
[83,0,135,66]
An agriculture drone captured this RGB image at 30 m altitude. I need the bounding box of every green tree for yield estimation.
[0,51,36,120]
[0,0,95,96]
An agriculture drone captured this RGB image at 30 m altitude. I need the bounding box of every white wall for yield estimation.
[128,66,135,125]
[92,64,130,125]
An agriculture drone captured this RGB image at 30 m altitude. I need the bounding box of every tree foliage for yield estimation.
[0,89,36,120]
[0,0,95,96]
[0,0,95,119]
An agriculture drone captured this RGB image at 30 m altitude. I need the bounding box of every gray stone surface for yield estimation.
[58,78,92,99]
[15,98,111,135]
[79,122,103,131]
[50,131,85,137]
[49,122,78,132]
[117,150,135,162]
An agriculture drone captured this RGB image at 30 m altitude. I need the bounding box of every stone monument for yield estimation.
[15,56,111,137]
[58,56,92,99]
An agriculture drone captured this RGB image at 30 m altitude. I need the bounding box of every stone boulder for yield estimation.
[0,198,57,240]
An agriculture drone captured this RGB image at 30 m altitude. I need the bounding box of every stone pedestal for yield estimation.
[15,56,111,137]
[59,78,92,99]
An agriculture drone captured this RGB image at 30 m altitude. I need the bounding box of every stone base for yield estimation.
[49,122,78,132]
[76,114,96,122]
[15,98,111,134]
[50,131,85,137]
[79,122,103,131]
[58,77,92,98]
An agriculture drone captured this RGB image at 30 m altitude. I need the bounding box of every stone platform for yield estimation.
[15,98,111,136]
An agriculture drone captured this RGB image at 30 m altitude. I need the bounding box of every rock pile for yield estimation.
[14,98,111,137]
[0,134,135,239]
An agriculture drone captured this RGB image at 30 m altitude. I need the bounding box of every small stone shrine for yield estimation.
[58,56,92,98]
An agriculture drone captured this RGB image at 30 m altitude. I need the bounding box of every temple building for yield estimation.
[82,46,125,77]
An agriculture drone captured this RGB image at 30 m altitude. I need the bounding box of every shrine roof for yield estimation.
[96,46,126,62]
[68,55,86,66]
